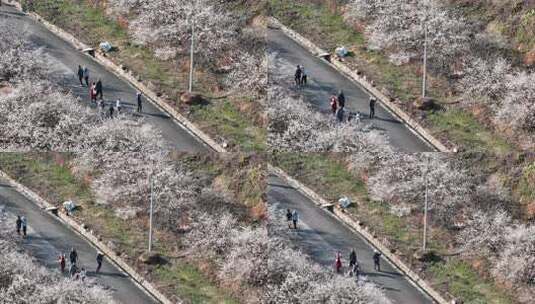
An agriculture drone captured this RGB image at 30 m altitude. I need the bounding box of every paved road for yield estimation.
[0,177,158,304]
[268,174,434,304]
[0,4,209,303]
[0,5,208,153]
[2,3,434,304]
[268,28,433,152]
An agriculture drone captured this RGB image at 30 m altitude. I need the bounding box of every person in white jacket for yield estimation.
[291,210,299,229]
[116,99,122,113]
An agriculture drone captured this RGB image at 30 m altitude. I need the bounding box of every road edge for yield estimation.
[269,17,451,153]
[268,164,450,304]
[7,0,225,153]
[0,169,176,304]
[2,2,446,302]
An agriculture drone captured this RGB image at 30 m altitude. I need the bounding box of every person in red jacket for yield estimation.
[90,82,97,104]
[59,253,66,273]
[335,251,342,273]
[330,95,338,115]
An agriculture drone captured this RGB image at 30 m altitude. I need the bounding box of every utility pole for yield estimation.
[148,171,154,252]
[422,22,428,99]
[188,12,195,93]
[422,155,430,252]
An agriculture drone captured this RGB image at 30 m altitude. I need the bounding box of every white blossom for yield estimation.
[365,153,474,224]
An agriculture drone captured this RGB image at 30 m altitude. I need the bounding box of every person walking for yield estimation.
[59,253,66,273]
[136,92,143,113]
[294,65,302,87]
[336,106,344,122]
[97,99,103,114]
[77,65,84,86]
[337,90,346,109]
[80,267,87,282]
[115,99,122,114]
[349,248,357,268]
[95,79,103,100]
[351,262,360,280]
[69,248,78,266]
[330,95,338,115]
[300,66,307,86]
[286,209,293,229]
[109,103,114,118]
[335,251,342,273]
[21,216,27,237]
[96,251,104,273]
[291,209,299,230]
[369,96,377,119]
[99,98,105,114]
[16,215,22,235]
[69,262,78,278]
[90,82,97,104]
[82,66,90,86]
[348,111,360,123]
[373,250,382,271]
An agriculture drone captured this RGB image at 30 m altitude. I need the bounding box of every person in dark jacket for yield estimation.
[77,65,84,86]
[369,96,377,119]
[336,106,344,122]
[95,79,103,100]
[82,66,90,86]
[337,90,346,109]
[349,248,357,267]
[16,216,22,235]
[109,103,114,118]
[286,209,293,229]
[136,92,143,113]
[294,65,302,87]
[96,252,104,273]
[373,250,382,271]
[69,248,78,266]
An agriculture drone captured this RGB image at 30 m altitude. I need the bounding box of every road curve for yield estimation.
[3,3,433,304]
[268,28,433,153]
[0,177,159,304]
[0,4,209,153]
[268,174,434,304]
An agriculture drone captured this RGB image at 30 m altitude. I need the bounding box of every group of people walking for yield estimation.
[282,208,384,278]
[14,215,106,281]
[334,248,383,280]
[76,65,144,118]
[58,247,105,281]
[292,65,379,122]
[330,91,377,122]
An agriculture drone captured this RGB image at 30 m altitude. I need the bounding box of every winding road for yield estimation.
[266,23,435,304]
[0,4,207,153]
[0,3,207,303]
[2,2,434,303]
[0,176,158,304]
[268,174,434,304]
[268,27,434,153]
